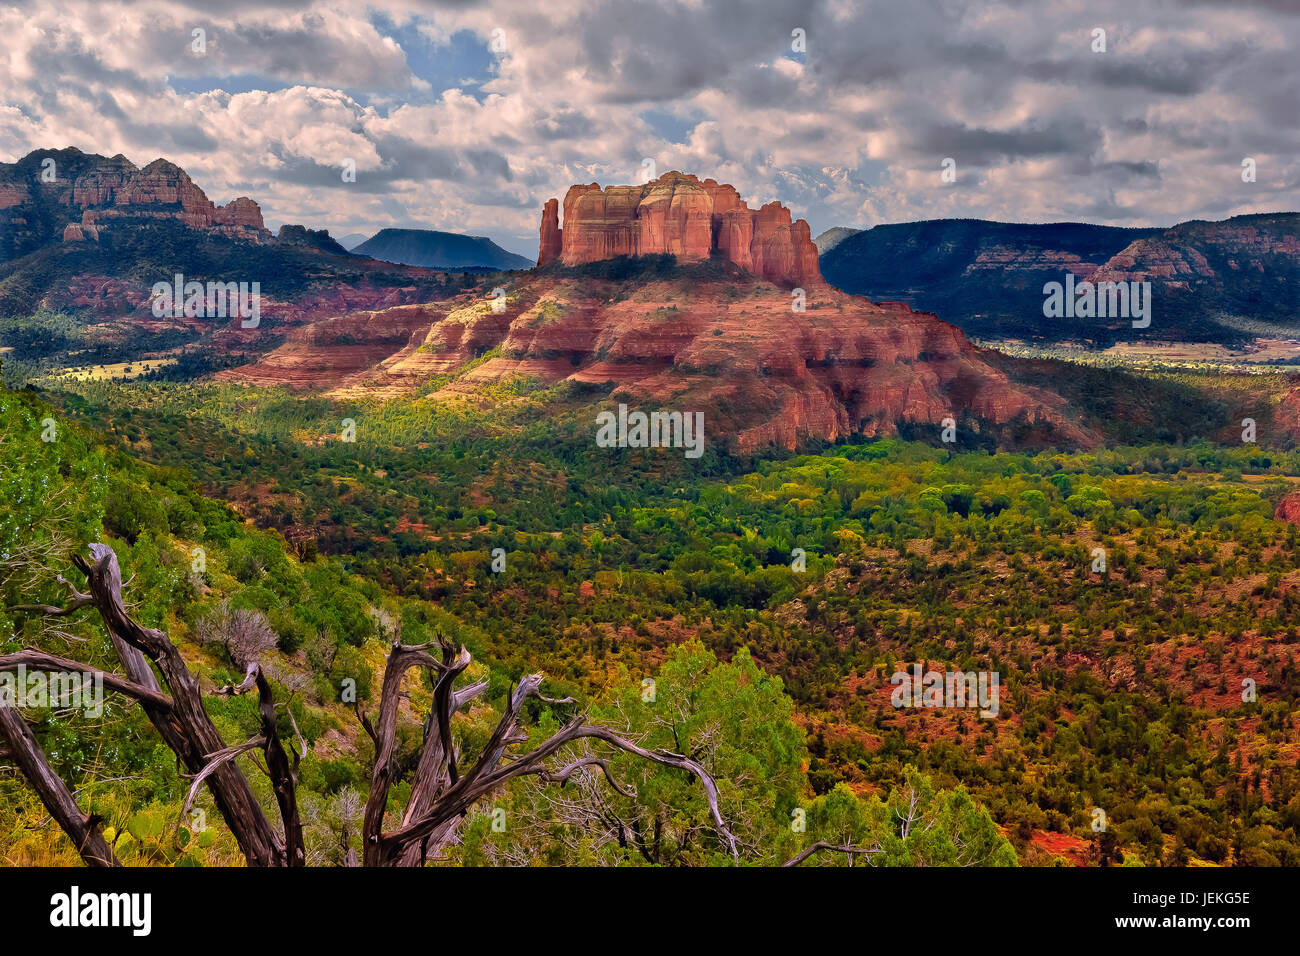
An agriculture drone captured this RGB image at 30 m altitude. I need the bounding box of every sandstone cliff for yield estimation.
[537,198,562,266]
[537,172,822,287]
[0,147,270,261]
[216,303,444,391]
[1085,215,1300,299]
[1276,487,1300,528]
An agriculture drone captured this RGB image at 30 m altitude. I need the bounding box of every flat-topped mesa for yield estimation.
[536,171,821,286]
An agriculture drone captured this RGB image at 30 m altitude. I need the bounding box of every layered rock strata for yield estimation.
[537,172,821,287]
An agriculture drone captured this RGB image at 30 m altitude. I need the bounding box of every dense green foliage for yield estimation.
[1,382,1017,866]
[16,371,1300,865]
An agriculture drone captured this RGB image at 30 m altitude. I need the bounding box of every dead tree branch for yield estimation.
[9,544,291,865]
[782,841,883,867]
[9,544,741,869]
[0,649,174,710]
[0,705,118,867]
[361,652,740,865]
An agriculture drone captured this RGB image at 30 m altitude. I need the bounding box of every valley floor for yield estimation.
[4,371,1294,866]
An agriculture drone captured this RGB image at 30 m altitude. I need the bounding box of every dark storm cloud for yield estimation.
[255,138,514,193]
[533,109,595,141]
[1173,0,1300,12]
[909,120,1094,167]
[557,0,818,103]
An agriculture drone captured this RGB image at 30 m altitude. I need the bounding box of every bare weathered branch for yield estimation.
[176,738,266,840]
[214,661,260,696]
[61,544,288,866]
[0,705,118,867]
[252,669,305,866]
[285,702,307,762]
[452,678,489,712]
[204,659,304,865]
[12,545,745,870]
[0,650,174,710]
[373,669,740,865]
[565,725,740,861]
[9,598,93,617]
[532,755,635,798]
[360,639,446,864]
[782,840,883,867]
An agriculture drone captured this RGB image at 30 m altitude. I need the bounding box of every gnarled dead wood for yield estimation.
[360,639,446,865]
[362,653,741,865]
[215,664,306,866]
[71,544,288,865]
[176,738,266,840]
[392,638,472,866]
[11,545,742,868]
[0,705,118,867]
[10,544,290,866]
[0,649,174,710]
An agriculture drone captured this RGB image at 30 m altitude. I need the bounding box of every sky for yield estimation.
[1,0,1296,259]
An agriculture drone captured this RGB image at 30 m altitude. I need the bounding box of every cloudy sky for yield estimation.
[2,0,1296,258]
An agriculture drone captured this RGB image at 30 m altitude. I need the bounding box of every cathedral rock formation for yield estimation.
[536,171,821,287]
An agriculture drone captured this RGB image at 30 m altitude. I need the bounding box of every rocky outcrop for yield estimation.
[277,224,352,257]
[750,202,821,287]
[62,211,101,242]
[1090,219,1300,286]
[1276,490,1300,528]
[68,157,268,239]
[538,172,822,287]
[215,197,266,232]
[0,147,271,262]
[537,198,562,266]
[217,303,444,391]
[1076,215,1300,341]
[236,272,1088,451]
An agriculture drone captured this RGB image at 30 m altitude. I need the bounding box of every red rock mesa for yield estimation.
[537,171,821,287]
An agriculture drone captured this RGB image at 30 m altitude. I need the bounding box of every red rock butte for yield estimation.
[537,171,822,287]
[0,152,269,245]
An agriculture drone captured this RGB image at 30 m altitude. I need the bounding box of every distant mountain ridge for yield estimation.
[276,224,353,257]
[820,214,1300,345]
[813,226,860,255]
[352,228,532,271]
